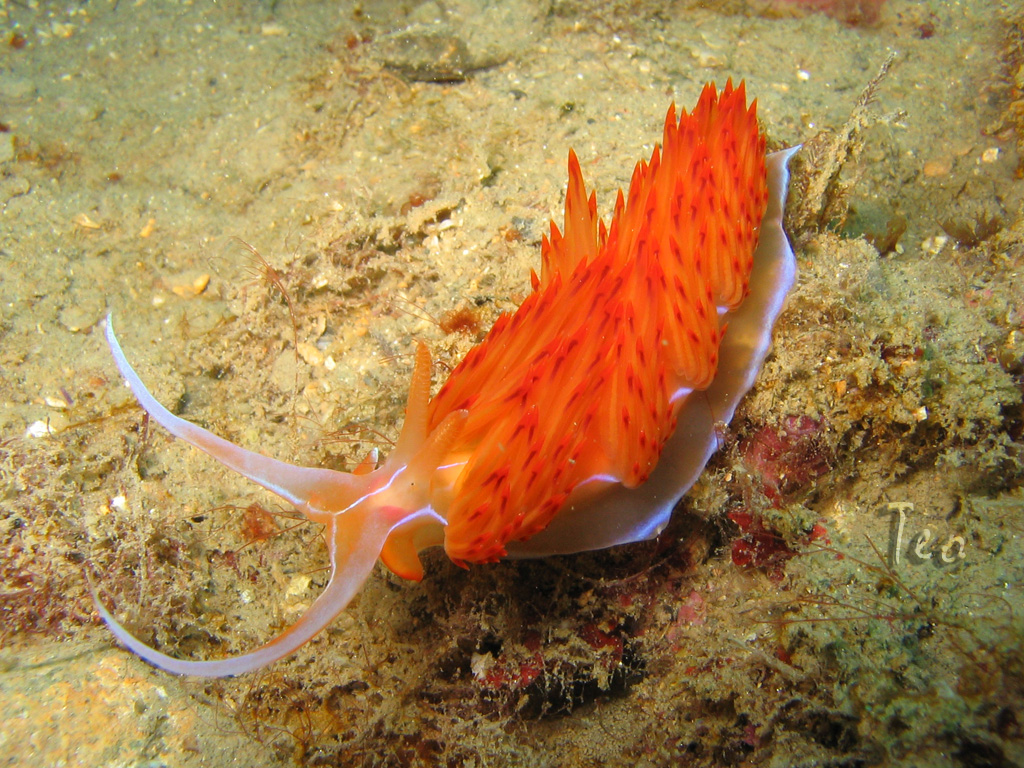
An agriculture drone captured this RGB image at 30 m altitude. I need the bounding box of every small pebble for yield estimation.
[922,158,951,177]
[170,274,210,298]
[297,342,324,367]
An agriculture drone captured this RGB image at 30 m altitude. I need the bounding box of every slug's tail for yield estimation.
[96,317,459,677]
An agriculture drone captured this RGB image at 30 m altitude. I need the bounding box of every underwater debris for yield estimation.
[940,206,1006,249]
[788,52,900,238]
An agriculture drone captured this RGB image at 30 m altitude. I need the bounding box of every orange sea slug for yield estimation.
[97,80,799,676]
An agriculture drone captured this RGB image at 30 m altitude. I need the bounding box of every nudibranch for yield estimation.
[96,81,798,676]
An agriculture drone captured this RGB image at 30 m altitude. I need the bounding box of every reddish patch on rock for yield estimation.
[728,511,797,582]
[741,415,831,505]
[807,523,830,546]
[481,653,545,690]
[479,630,544,690]
[580,623,625,664]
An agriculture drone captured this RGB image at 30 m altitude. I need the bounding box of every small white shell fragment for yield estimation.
[44,396,68,409]
[110,495,129,513]
[73,212,102,230]
[921,235,949,255]
[470,652,496,680]
[25,420,55,438]
[286,574,312,597]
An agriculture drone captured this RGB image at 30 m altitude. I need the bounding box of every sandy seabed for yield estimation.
[1,1,1022,766]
